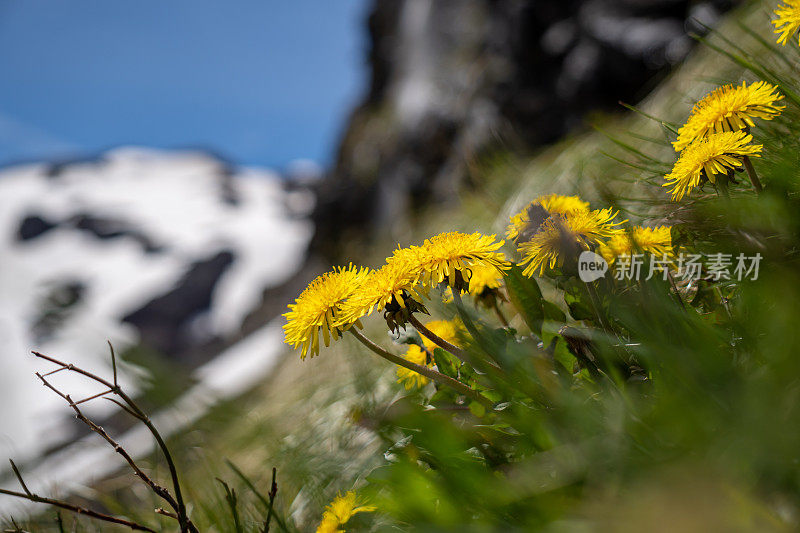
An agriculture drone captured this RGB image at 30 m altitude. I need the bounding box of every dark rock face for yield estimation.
[16,211,162,253]
[70,213,163,253]
[122,250,235,358]
[17,215,57,240]
[313,0,733,256]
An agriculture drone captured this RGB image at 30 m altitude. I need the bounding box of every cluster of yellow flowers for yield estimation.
[505,194,675,275]
[598,226,674,264]
[283,231,508,360]
[296,7,796,529]
[664,81,783,201]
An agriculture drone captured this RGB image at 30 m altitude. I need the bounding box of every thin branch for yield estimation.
[6,517,27,533]
[30,351,195,533]
[40,367,68,378]
[71,389,113,406]
[226,461,290,533]
[103,397,142,419]
[155,508,178,520]
[263,467,278,533]
[9,461,31,497]
[216,479,244,533]
[0,487,156,532]
[107,341,118,388]
[35,373,180,511]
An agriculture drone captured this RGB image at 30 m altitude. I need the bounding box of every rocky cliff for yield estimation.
[312,0,734,257]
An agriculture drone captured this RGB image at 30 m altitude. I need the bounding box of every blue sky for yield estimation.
[0,1,368,170]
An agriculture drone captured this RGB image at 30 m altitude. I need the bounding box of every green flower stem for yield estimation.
[449,290,504,374]
[715,174,731,199]
[490,298,510,328]
[407,313,468,363]
[584,281,612,333]
[348,328,492,408]
[743,155,763,193]
[450,289,481,338]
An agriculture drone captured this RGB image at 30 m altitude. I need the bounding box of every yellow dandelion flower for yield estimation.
[664,131,762,201]
[396,344,430,389]
[317,491,376,533]
[598,226,673,264]
[396,319,462,389]
[420,319,461,352]
[337,246,425,326]
[283,264,371,359]
[417,231,509,289]
[506,194,591,242]
[672,81,783,152]
[773,0,800,45]
[441,261,505,303]
[518,208,625,277]
[467,261,505,295]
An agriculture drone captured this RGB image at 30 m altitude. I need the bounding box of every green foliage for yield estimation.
[503,264,544,335]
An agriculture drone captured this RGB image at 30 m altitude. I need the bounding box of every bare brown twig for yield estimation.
[34,372,180,517]
[263,467,278,533]
[226,461,289,532]
[29,348,197,533]
[0,483,155,532]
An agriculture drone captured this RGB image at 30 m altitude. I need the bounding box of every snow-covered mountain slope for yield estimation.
[0,147,313,460]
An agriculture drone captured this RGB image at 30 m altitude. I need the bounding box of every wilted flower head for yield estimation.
[283,264,371,359]
[417,231,508,290]
[773,0,800,46]
[672,81,783,152]
[507,194,590,242]
[317,491,376,533]
[598,226,674,264]
[518,208,624,277]
[664,131,762,201]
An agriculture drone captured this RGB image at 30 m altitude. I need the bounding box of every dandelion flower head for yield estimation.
[664,131,762,201]
[417,231,508,289]
[773,0,800,46]
[283,264,371,359]
[467,261,505,295]
[337,246,425,327]
[396,344,430,390]
[672,81,783,152]
[518,208,625,277]
[317,491,376,533]
[506,194,590,242]
[598,226,673,263]
[420,319,461,352]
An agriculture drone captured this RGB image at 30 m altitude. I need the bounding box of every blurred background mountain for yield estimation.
[0,0,734,483]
